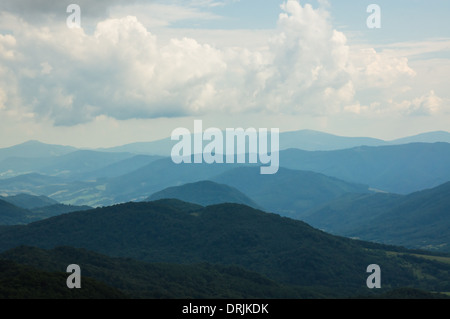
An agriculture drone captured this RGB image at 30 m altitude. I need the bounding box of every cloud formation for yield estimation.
[0,0,430,126]
[0,0,125,22]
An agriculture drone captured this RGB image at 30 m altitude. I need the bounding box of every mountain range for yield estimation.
[303,181,450,252]
[2,130,450,160]
[0,140,76,162]
[1,137,449,215]
[280,142,450,194]
[212,166,370,217]
[100,129,450,155]
[0,199,449,298]
[0,150,142,179]
[0,129,449,300]
[137,176,450,253]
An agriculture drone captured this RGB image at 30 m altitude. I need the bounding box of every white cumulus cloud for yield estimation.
[0,0,426,126]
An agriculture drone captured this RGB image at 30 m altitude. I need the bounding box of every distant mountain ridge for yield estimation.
[1,142,449,207]
[0,140,76,161]
[390,131,450,145]
[0,132,449,207]
[0,150,136,179]
[279,129,388,151]
[280,142,450,194]
[0,193,58,209]
[99,129,450,155]
[2,130,449,159]
[147,180,262,209]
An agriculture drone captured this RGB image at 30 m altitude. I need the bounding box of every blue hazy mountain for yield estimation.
[0,150,135,179]
[0,140,76,161]
[280,129,450,150]
[280,142,450,194]
[212,166,370,217]
[39,150,134,176]
[1,135,449,206]
[0,173,65,191]
[94,130,450,155]
[279,129,388,150]
[104,157,244,203]
[106,160,370,213]
[78,154,162,180]
[0,152,162,182]
[97,129,387,156]
[3,130,449,161]
[0,156,51,178]
[303,181,450,252]
[390,131,450,144]
[98,137,174,156]
[146,180,262,209]
[0,193,58,209]
[1,142,449,207]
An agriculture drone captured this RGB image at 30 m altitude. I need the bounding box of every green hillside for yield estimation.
[0,259,126,299]
[29,204,92,220]
[0,246,314,299]
[0,200,448,297]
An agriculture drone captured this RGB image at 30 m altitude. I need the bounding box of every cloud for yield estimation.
[351,48,416,88]
[0,0,126,22]
[0,0,429,126]
[0,34,16,59]
[0,0,224,28]
[108,2,222,28]
[263,2,355,115]
[396,90,448,116]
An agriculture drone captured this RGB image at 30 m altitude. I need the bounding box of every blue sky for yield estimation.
[0,0,449,147]
[171,0,450,43]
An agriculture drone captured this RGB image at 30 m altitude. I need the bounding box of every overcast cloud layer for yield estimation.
[0,0,449,140]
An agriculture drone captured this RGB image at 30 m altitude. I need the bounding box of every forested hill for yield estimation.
[0,199,448,297]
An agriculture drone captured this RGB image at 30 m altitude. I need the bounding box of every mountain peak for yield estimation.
[0,140,77,161]
[147,180,262,209]
[391,131,450,144]
[20,140,42,145]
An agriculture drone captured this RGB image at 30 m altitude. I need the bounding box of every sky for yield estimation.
[0,0,449,148]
